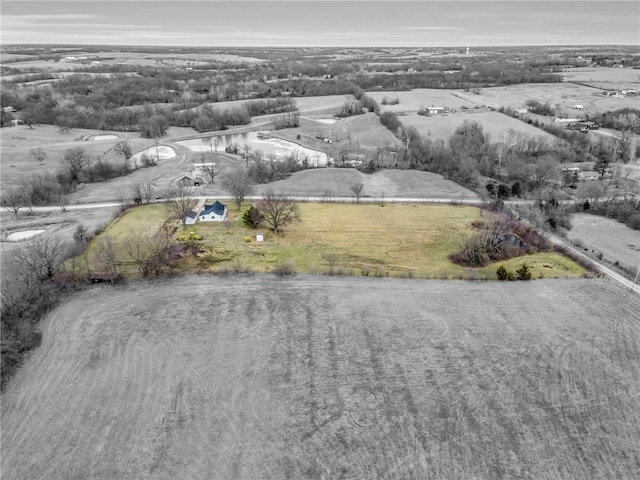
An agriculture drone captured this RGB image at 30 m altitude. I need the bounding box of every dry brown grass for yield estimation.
[2,276,639,479]
[568,213,640,275]
[400,110,555,143]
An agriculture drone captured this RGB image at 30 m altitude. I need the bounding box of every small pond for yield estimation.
[5,230,46,241]
[91,134,119,141]
[176,132,330,167]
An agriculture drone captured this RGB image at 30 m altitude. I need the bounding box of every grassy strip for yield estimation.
[77,202,587,280]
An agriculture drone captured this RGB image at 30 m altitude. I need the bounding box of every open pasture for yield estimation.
[273,112,401,153]
[86,203,584,280]
[250,167,479,199]
[558,66,640,90]
[0,125,157,189]
[457,83,635,116]
[2,275,639,479]
[568,213,640,275]
[399,110,555,143]
[367,88,476,113]
[198,94,353,117]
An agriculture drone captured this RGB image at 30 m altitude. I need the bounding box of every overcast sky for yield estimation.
[1,1,638,47]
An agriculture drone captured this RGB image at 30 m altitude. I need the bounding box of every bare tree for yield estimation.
[95,235,119,274]
[141,181,155,204]
[14,235,69,280]
[114,140,132,160]
[241,144,253,167]
[30,147,47,165]
[350,182,365,203]
[198,154,220,183]
[57,188,69,212]
[272,111,299,130]
[257,191,300,234]
[124,229,173,277]
[527,155,559,191]
[266,153,279,180]
[62,147,91,180]
[130,182,143,204]
[222,169,253,209]
[1,187,30,219]
[166,185,196,227]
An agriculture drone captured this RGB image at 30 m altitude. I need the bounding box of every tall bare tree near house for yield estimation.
[166,185,197,227]
[132,181,155,204]
[350,183,365,203]
[30,147,47,165]
[222,169,253,209]
[198,155,220,183]
[257,191,300,234]
[123,229,173,277]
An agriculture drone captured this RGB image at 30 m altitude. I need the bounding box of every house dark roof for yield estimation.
[185,209,197,219]
[201,200,227,216]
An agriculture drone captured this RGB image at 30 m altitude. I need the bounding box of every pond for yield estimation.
[176,131,330,167]
[4,230,46,241]
[91,134,119,141]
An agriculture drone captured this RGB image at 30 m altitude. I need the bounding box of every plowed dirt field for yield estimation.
[2,276,639,479]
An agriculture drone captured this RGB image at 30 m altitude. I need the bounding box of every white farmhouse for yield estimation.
[199,201,228,222]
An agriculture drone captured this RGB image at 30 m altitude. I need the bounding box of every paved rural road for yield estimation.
[23,197,639,294]
[546,231,640,293]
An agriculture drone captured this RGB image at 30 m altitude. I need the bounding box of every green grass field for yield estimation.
[83,203,586,280]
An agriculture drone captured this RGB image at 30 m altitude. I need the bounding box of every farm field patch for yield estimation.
[366,88,475,113]
[250,167,479,199]
[2,275,639,479]
[84,203,584,280]
[0,125,158,189]
[457,83,635,117]
[272,112,401,153]
[568,213,640,275]
[399,110,555,143]
[557,66,640,90]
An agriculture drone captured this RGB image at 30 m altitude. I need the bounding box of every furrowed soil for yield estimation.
[2,275,639,480]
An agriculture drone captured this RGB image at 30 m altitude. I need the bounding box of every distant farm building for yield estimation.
[199,201,228,222]
[427,106,445,115]
[579,171,600,181]
[177,175,204,187]
[566,121,600,132]
[573,105,584,110]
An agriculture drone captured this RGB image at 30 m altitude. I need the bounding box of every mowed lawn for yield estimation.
[2,276,639,479]
[84,203,586,280]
